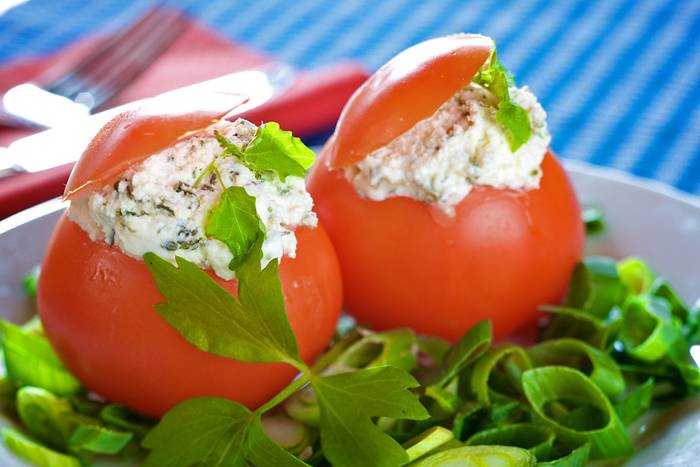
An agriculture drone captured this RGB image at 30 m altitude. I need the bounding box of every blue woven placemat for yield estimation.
[1,0,699,195]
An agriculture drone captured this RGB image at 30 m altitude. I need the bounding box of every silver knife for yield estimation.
[0,64,295,179]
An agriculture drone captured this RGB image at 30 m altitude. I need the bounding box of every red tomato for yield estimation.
[39,215,342,418]
[39,102,342,418]
[308,35,583,342]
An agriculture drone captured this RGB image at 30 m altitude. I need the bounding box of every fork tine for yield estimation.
[45,6,170,98]
[88,13,189,110]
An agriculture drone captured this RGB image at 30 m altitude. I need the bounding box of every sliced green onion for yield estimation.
[617,257,655,296]
[21,316,44,337]
[406,445,536,467]
[68,424,132,455]
[539,306,612,349]
[582,205,606,236]
[22,267,40,298]
[614,379,654,425]
[16,387,74,450]
[565,257,623,319]
[465,423,555,460]
[619,296,685,362]
[451,401,483,441]
[328,328,417,374]
[522,366,632,459]
[537,441,591,467]
[0,353,15,399]
[100,404,153,437]
[650,279,689,323]
[403,426,454,463]
[416,335,451,366]
[421,384,461,419]
[0,321,81,396]
[433,321,491,388]
[528,338,625,397]
[471,345,532,406]
[261,413,312,456]
[2,428,80,467]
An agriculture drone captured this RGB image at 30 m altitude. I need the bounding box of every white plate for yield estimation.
[0,161,699,466]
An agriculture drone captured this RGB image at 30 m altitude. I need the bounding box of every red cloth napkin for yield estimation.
[0,18,368,218]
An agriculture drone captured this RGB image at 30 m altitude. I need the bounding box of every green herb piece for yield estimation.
[614,379,654,425]
[470,345,532,406]
[522,366,633,459]
[205,186,264,270]
[403,426,455,463]
[0,320,81,396]
[473,47,532,151]
[528,338,625,398]
[433,321,491,388]
[100,404,153,437]
[16,387,74,450]
[582,205,606,236]
[68,425,133,455]
[22,266,40,298]
[617,257,655,295]
[217,123,315,181]
[143,252,299,365]
[311,367,429,467]
[540,306,612,349]
[143,398,306,467]
[407,445,536,467]
[564,257,624,319]
[465,423,555,460]
[619,296,685,363]
[2,428,80,467]
[537,441,591,467]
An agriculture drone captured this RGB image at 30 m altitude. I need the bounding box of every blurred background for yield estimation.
[1,0,699,210]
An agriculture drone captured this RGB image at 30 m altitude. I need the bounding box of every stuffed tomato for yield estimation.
[308,34,583,341]
[38,97,342,418]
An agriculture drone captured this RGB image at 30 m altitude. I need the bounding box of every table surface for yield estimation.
[1,0,699,197]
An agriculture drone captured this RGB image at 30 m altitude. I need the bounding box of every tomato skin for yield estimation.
[64,94,248,199]
[38,214,342,418]
[329,34,492,168]
[308,148,584,342]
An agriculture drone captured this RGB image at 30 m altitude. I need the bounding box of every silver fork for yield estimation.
[0,5,189,128]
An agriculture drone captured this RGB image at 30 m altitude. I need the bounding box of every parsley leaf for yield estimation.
[142,398,306,467]
[217,123,315,181]
[311,367,429,467]
[205,186,264,270]
[472,47,532,152]
[143,252,299,365]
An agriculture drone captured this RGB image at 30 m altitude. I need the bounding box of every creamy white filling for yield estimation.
[344,83,551,215]
[68,118,317,280]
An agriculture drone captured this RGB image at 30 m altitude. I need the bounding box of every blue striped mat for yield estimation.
[1,0,699,196]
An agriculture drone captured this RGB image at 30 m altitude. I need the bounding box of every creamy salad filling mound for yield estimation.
[69,118,317,280]
[344,82,551,215]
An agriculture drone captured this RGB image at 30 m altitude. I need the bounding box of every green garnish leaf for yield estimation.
[2,428,81,467]
[68,425,133,455]
[496,100,533,152]
[472,47,532,152]
[216,123,315,181]
[0,320,82,396]
[312,367,429,467]
[143,398,306,467]
[205,186,264,270]
[143,253,299,365]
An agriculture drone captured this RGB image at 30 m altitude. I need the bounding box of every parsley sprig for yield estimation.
[472,46,533,151]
